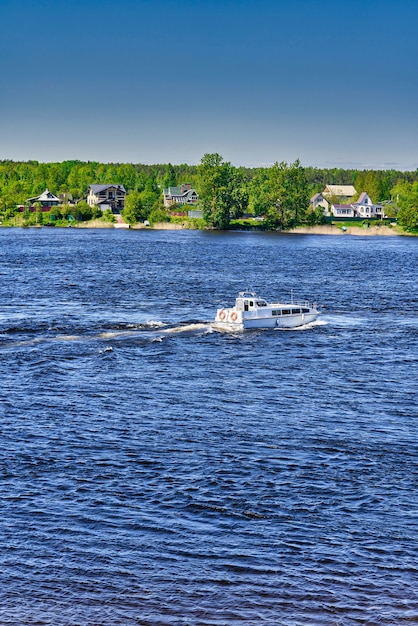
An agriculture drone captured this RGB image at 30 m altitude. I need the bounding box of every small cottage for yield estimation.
[331,204,355,218]
[310,192,329,212]
[27,189,60,208]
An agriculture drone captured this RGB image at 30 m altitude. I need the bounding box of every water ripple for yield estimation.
[0,229,417,624]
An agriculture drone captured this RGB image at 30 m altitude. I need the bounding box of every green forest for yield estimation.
[1,155,418,231]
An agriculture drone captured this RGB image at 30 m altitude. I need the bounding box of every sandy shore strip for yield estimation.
[287,224,400,236]
[150,223,402,235]
[73,220,403,235]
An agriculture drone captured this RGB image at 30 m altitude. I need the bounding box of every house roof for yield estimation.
[324,185,357,197]
[165,186,185,195]
[332,204,353,209]
[89,184,126,193]
[27,188,60,203]
[354,191,369,205]
[164,186,198,198]
[310,192,325,202]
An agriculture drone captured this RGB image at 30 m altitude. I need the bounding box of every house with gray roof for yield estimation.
[87,184,126,212]
[163,183,199,208]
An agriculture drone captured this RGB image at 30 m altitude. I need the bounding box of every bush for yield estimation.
[148,208,170,225]
[102,209,116,223]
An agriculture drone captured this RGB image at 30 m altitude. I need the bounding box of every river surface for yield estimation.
[0,228,417,625]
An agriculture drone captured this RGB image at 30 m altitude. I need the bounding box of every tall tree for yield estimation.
[392,181,418,231]
[161,163,177,190]
[264,160,309,229]
[229,167,249,218]
[123,190,146,224]
[196,153,237,229]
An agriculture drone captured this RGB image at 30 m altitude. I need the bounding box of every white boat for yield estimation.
[214,290,319,330]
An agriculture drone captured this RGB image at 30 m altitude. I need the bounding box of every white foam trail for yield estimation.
[162,323,210,335]
[98,330,133,339]
[146,320,165,328]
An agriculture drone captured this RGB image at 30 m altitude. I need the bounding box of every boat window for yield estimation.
[302,308,310,313]
[256,300,267,307]
[249,301,254,307]
[291,308,301,314]
[282,309,291,315]
[272,309,281,316]
[244,301,249,311]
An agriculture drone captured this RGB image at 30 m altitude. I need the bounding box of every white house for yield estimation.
[163,183,199,208]
[87,184,126,212]
[330,192,383,218]
[331,204,356,218]
[352,192,383,218]
[313,185,358,216]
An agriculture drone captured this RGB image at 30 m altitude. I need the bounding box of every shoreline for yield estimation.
[150,222,403,236]
[0,222,408,237]
[286,224,401,236]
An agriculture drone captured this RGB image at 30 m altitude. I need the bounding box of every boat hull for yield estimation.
[244,311,318,329]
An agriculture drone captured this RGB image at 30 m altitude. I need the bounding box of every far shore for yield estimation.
[145,222,404,236]
[286,224,401,236]
[1,221,409,237]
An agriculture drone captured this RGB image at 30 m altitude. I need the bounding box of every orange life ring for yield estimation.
[230,311,238,322]
[219,309,226,321]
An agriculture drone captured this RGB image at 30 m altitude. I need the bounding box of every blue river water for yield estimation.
[0,227,417,625]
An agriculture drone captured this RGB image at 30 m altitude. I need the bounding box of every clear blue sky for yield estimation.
[1,0,417,169]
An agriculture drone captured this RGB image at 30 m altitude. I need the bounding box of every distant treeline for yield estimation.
[1,158,417,204]
[1,158,417,231]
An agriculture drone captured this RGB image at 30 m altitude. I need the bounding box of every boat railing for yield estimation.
[236,291,318,311]
[238,291,257,298]
[270,298,318,310]
[295,299,317,309]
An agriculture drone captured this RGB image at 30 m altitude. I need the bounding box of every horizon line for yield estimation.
[1,155,417,172]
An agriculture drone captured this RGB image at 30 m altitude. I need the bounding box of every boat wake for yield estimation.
[0,316,327,351]
[163,322,209,335]
[0,320,213,350]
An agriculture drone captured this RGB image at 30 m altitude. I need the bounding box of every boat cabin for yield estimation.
[235,292,268,312]
[234,292,311,317]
